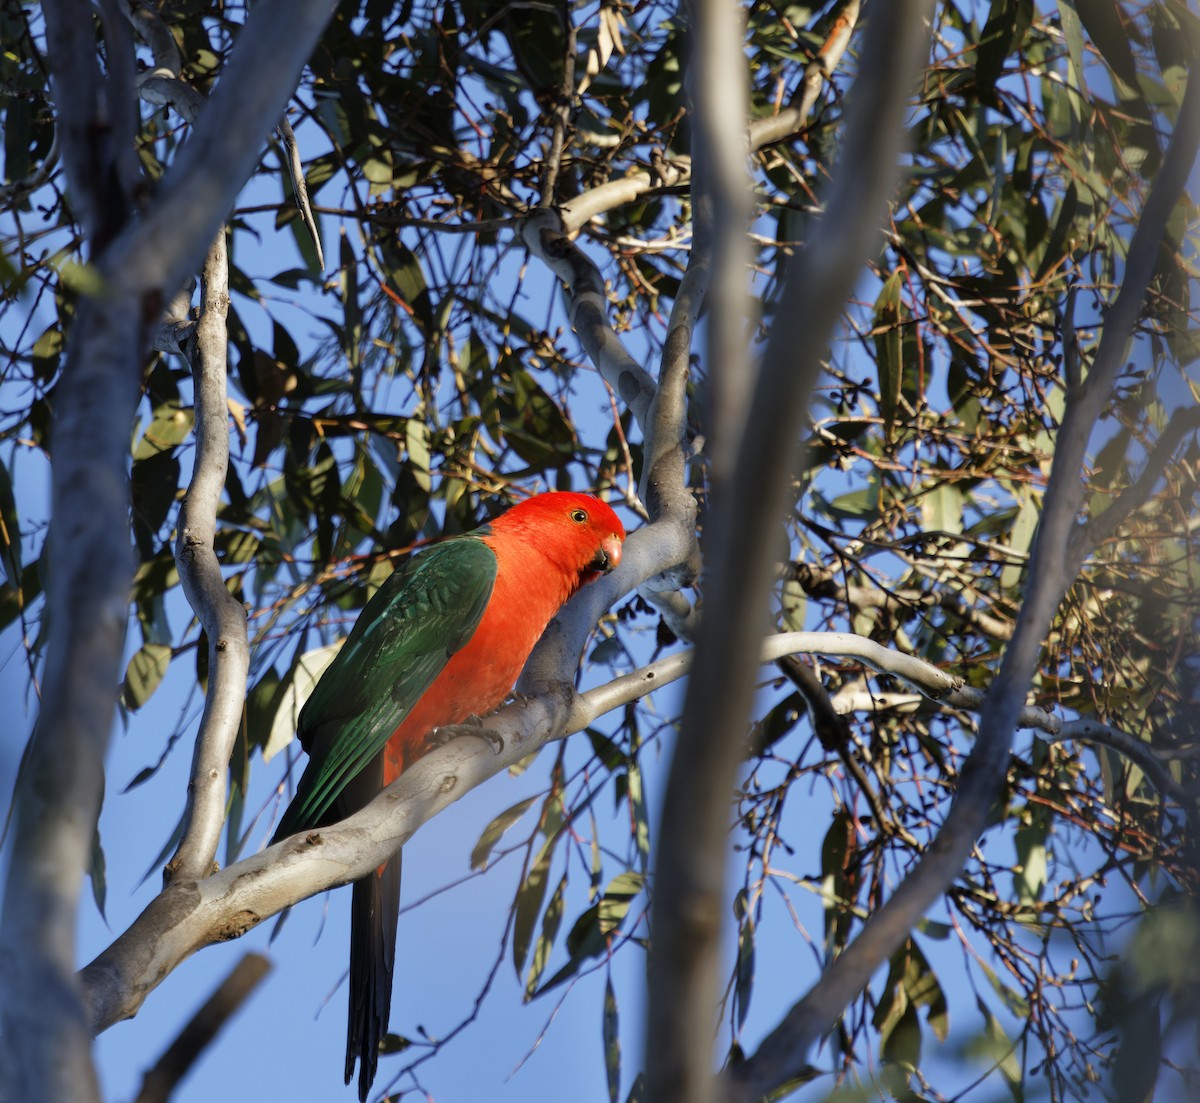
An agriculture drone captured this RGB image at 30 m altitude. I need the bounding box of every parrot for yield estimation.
[272,491,625,1100]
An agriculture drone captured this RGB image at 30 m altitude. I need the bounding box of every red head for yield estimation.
[489,492,625,587]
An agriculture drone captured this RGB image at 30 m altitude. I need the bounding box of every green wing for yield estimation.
[274,537,497,839]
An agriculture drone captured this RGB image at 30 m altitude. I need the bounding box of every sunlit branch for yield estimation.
[521,208,659,431]
[746,0,860,149]
[559,1,858,236]
[559,159,692,235]
[168,229,251,884]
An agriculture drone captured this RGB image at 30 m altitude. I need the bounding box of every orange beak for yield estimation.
[591,533,624,573]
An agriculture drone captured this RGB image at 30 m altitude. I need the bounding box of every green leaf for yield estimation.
[978,957,1030,1017]
[881,999,921,1071]
[57,259,105,295]
[916,917,952,940]
[121,643,172,710]
[975,0,1034,104]
[31,324,62,381]
[512,837,555,976]
[262,641,343,762]
[1013,807,1049,906]
[967,996,1023,1101]
[733,889,756,1031]
[1055,0,1089,95]
[756,691,806,752]
[496,369,577,468]
[780,579,807,633]
[820,809,855,954]
[382,242,433,332]
[133,402,195,462]
[525,872,566,998]
[597,870,644,933]
[625,757,650,872]
[589,636,621,665]
[903,941,950,1044]
[823,481,880,522]
[1000,491,1039,591]
[245,666,284,754]
[603,974,621,1103]
[0,460,22,585]
[89,825,107,923]
[1073,0,1140,95]
[921,483,963,536]
[532,871,645,996]
[873,271,904,438]
[405,418,432,492]
[470,795,537,870]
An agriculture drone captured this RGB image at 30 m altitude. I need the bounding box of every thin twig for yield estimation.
[276,114,326,270]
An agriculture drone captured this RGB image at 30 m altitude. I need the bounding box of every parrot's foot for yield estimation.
[428,718,504,756]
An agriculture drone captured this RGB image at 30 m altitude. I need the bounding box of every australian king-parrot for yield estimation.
[272,491,625,1099]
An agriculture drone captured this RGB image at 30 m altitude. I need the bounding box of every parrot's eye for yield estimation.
[570,508,588,523]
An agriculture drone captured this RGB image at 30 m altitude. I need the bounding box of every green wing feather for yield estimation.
[273,537,497,840]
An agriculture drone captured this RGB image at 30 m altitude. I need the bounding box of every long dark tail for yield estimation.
[346,850,402,1102]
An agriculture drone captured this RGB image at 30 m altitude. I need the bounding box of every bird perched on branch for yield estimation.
[273,492,625,1100]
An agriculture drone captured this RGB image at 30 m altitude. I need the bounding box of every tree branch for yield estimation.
[538,1,577,209]
[1078,404,1200,552]
[648,4,934,1101]
[559,159,692,234]
[557,2,858,235]
[99,0,339,301]
[636,224,708,638]
[39,0,114,247]
[167,229,250,884]
[521,208,659,430]
[746,0,860,149]
[80,607,1190,1041]
[1044,718,1195,811]
[0,5,142,1100]
[276,115,326,271]
[688,0,753,489]
[132,953,271,1103]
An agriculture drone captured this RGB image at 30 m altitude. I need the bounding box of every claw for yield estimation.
[426,719,504,756]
